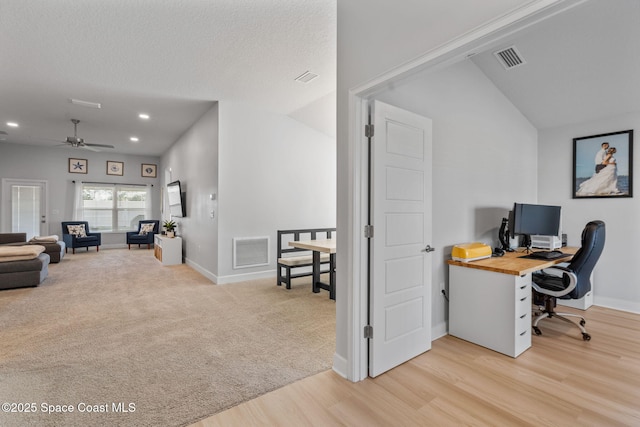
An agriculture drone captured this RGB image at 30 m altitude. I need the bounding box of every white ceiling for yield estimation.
[2,1,637,158]
[0,0,336,156]
[471,0,640,130]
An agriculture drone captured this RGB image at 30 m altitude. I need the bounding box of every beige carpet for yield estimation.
[0,248,335,427]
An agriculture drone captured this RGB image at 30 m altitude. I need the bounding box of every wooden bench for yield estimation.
[277,228,336,289]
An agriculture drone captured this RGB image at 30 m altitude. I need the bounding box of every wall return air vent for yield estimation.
[233,236,270,269]
[493,46,526,70]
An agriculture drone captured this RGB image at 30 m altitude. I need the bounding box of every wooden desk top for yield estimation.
[289,239,336,254]
[447,247,579,276]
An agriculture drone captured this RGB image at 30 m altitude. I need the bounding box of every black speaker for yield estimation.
[562,233,567,247]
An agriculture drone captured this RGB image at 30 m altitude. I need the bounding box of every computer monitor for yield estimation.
[509,203,561,240]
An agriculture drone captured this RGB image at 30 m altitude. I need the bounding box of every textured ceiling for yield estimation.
[3,0,635,158]
[0,0,336,155]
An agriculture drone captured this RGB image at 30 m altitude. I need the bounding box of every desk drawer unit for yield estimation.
[449,265,531,358]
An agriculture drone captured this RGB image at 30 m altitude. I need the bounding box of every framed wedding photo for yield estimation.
[68,158,88,174]
[141,163,157,178]
[573,129,633,199]
[107,160,124,176]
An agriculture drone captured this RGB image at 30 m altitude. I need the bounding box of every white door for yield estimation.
[1,179,48,239]
[369,101,433,377]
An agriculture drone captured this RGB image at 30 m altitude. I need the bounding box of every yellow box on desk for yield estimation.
[451,242,492,262]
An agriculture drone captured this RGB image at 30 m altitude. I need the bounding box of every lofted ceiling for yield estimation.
[2,1,637,159]
[0,0,336,156]
[471,0,640,130]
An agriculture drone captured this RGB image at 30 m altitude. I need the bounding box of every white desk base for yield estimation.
[449,265,531,358]
[557,292,593,310]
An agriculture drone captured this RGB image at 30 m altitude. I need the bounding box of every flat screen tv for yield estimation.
[167,180,186,218]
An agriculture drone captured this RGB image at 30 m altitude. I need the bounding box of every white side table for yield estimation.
[154,234,182,265]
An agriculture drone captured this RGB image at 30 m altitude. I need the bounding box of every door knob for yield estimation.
[422,245,435,253]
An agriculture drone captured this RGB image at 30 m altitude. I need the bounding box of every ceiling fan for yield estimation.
[61,119,115,151]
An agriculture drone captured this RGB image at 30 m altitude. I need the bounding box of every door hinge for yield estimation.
[365,124,374,138]
[364,225,374,239]
[364,325,373,339]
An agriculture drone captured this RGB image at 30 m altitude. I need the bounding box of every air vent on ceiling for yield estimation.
[493,46,526,70]
[294,71,319,83]
[69,98,102,109]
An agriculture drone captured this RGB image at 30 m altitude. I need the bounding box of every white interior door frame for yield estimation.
[343,0,586,382]
[1,178,49,235]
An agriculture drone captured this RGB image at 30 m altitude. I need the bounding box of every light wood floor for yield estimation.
[191,306,640,426]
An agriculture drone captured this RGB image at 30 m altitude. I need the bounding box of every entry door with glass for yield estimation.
[2,179,48,239]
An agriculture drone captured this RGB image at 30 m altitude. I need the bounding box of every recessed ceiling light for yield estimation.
[130,137,139,142]
[138,114,150,119]
[7,122,18,127]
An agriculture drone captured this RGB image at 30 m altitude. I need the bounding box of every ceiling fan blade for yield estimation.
[85,143,115,149]
[63,120,114,151]
[81,145,101,152]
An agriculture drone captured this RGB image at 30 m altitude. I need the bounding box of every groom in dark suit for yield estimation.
[595,141,609,173]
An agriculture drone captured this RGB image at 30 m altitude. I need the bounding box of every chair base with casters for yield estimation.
[532,293,590,341]
[531,220,605,342]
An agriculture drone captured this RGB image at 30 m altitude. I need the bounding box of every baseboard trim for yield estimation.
[216,269,276,285]
[184,258,276,285]
[332,352,348,379]
[102,243,127,249]
[432,321,448,340]
[594,297,640,314]
[185,258,217,284]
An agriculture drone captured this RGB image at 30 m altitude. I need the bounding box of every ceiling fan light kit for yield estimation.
[62,119,115,151]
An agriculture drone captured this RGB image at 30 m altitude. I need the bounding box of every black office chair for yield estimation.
[532,220,605,341]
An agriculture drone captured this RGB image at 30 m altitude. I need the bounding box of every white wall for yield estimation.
[0,142,161,245]
[336,0,542,379]
[161,104,219,279]
[375,60,538,335]
[160,101,336,284]
[538,112,640,313]
[217,101,336,282]
[288,91,336,138]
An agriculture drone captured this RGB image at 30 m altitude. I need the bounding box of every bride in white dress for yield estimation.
[577,147,621,196]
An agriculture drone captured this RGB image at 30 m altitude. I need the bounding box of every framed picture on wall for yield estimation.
[107,160,124,176]
[141,163,157,178]
[573,129,633,198]
[68,158,88,174]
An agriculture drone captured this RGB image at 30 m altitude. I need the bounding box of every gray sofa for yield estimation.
[0,252,50,290]
[0,233,64,263]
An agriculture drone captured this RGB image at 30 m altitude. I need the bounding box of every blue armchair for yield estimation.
[61,221,102,254]
[126,220,160,249]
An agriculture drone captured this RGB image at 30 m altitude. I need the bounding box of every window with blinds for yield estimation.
[81,183,149,232]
